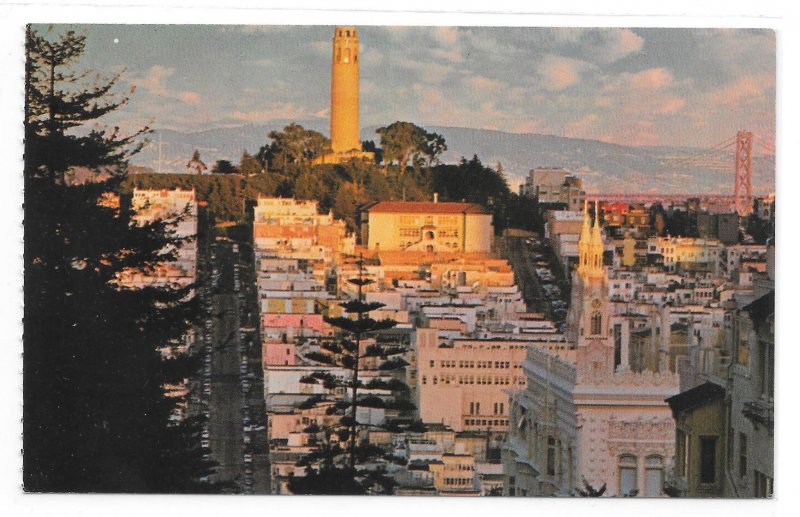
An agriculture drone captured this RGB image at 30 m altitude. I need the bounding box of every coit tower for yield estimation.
[330,26,361,153]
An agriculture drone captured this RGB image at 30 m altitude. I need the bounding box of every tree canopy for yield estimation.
[376,121,447,173]
[24,25,216,493]
[258,123,330,172]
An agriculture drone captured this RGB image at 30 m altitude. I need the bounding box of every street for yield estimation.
[190,220,270,494]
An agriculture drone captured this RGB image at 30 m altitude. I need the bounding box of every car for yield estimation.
[244,453,253,463]
[243,434,251,445]
[202,430,210,439]
[201,439,210,448]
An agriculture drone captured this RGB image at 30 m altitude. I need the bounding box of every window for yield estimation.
[754,471,773,498]
[700,436,717,484]
[739,433,748,478]
[676,430,689,478]
[546,437,556,476]
[469,402,474,415]
[619,455,638,496]
[591,312,602,335]
[645,456,664,497]
[759,341,774,399]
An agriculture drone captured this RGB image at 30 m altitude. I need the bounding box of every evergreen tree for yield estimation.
[24,25,214,492]
[238,150,262,176]
[287,257,415,495]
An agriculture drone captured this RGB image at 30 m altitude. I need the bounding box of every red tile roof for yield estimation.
[364,201,490,214]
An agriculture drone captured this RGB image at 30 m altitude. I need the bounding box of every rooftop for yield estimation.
[364,201,491,215]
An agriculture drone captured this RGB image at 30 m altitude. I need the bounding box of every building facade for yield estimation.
[504,203,680,497]
[359,200,493,253]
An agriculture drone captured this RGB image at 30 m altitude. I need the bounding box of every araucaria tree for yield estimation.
[288,257,415,495]
[24,26,214,492]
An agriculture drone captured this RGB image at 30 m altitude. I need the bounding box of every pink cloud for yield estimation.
[707,74,774,106]
[231,103,322,122]
[178,91,202,105]
[467,75,502,94]
[629,68,674,90]
[612,29,644,60]
[541,56,589,91]
[138,65,174,96]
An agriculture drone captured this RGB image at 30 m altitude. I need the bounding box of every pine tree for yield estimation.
[287,256,415,495]
[24,25,215,492]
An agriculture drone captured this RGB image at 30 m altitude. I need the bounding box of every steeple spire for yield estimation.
[588,200,604,277]
[578,198,591,276]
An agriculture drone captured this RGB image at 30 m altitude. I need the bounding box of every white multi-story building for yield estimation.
[504,204,680,497]
[122,188,198,288]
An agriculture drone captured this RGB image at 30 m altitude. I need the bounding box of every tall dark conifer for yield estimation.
[287,256,415,495]
[23,26,214,492]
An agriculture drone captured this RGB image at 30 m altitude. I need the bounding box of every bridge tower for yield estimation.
[734,130,753,216]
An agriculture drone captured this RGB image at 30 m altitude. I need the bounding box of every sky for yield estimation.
[46,24,775,151]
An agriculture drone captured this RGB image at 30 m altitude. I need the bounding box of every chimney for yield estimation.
[434,192,439,203]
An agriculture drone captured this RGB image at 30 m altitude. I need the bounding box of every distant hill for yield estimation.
[131,123,774,195]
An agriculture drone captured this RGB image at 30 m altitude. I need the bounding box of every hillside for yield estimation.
[131,123,774,195]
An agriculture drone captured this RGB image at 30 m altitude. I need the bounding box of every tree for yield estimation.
[259,123,330,172]
[211,159,237,174]
[238,150,262,176]
[376,121,446,173]
[287,257,414,494]
[574,478,607,497]
[24,25,215,492]
[361,139,383,165]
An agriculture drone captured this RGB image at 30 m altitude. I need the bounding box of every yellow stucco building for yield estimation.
[359,200,494,253]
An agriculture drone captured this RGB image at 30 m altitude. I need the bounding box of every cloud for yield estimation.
[466,75,502,94]
[139,65,174,96]
[706,73,774,106]
[540,56,590,91]
[178,91,202,105]
[231,103,325,123]
[565,113,598,138]
[628,68,675,90]
[609,29,644,61]
[433,27,459,46]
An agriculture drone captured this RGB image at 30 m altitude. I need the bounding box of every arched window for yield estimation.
[344,48,351,63]
[619,454,638,496]
[346,30,350,37]
[591,312,602,335]
[645,455,664,497]
[336,47,341,63]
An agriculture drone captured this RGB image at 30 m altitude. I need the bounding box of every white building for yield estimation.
[504,203,680,497]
